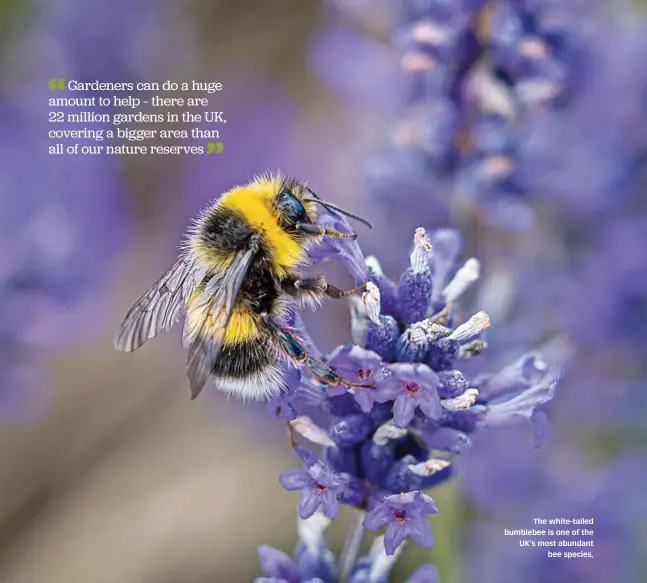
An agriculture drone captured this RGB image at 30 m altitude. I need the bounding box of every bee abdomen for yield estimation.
[212,336,273,377]
[211,333,284,400]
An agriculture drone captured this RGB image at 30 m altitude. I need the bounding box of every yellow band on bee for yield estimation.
[220,179,304,273]
[223,309,261,343]
[186,293,261,344]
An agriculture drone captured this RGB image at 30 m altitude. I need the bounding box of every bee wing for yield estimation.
[115,255,196,352]
[184,236,260,399]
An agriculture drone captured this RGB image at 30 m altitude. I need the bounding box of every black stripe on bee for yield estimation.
[200,207,257,252]
[200,207,280,315]
[211,333,276,379]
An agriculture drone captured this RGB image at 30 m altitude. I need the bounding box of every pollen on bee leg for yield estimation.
[325,282,367,299]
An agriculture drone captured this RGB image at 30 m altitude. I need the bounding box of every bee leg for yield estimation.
[295,221,358,240]
[284,276,366,305]
[261,314,375,390]
[324,282,367,299]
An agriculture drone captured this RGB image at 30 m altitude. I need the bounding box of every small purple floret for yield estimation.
[375,363,442,427]
[279,447,342,520]
[363,491,439,555]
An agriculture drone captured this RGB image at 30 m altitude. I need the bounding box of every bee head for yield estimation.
[274,183,315,235]
[273,178,372,240]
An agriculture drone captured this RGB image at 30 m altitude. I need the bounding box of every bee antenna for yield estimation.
[303,193,373,230]
[304,186,321,199]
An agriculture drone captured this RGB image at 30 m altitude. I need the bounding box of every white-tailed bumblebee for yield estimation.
[115,173,374,400]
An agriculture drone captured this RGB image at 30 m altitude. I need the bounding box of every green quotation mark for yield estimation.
[48,78,66,90]
[206,141,224,154]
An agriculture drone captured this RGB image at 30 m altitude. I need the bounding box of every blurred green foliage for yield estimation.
[0,0,32,55]
[633,0,647,12]
[427,483,466,583]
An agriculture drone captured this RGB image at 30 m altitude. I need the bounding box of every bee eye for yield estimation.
[277,191,308,222]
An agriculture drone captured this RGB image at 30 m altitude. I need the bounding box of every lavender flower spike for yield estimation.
[268,223,560,565]
[480,373,559,430]
[364,492,439,555]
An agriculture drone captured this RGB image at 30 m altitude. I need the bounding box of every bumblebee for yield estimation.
[115,173,374,400]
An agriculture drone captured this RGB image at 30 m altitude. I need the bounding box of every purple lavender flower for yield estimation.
[329,414,374,447]
[374,363,442,427]
[316,0,595,228]
[274,225,560,561]
[364,491,438,555]
[268,367,312,421]
[308,209,369,283]
[255,509,439,583]
[280,448,342,520]
[328,344,384,388]
[517,18,647,216]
